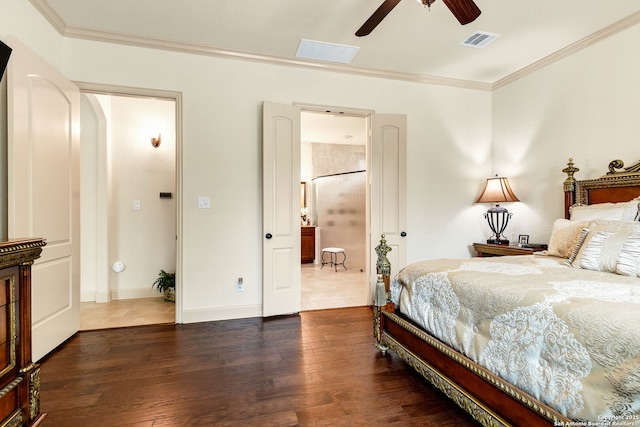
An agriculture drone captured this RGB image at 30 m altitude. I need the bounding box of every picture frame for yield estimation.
[518,234,529,246]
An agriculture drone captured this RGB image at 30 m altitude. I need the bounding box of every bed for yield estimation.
[373,158,640,426]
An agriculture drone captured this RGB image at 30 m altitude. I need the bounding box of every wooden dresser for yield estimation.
[0,238,46,426]
[301,227,315,264]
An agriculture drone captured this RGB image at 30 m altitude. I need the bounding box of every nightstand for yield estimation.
[473,243,544,257]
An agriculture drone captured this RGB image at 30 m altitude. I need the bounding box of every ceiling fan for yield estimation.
[355,0,481,37]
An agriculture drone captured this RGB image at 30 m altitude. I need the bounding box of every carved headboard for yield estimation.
[563,158,640,219]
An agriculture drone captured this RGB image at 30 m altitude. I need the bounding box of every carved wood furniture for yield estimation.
[374,159,640,426]
[563,157,640,218]
[0,238,46,426]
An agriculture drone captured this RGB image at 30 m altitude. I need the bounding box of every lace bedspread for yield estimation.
[391,254,640,422]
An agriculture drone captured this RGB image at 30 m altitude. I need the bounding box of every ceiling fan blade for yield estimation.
[441,0,481,25]
[355,0,402,37]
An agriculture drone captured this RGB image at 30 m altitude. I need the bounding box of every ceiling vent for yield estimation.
[460,31,500,48]
[295,39,359,64]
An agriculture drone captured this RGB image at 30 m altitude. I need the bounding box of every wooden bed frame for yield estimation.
[374,158,640,426]
[563,157,640,218]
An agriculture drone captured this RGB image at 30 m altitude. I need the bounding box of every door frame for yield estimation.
[74,82,184,323]
[295,102,375,303]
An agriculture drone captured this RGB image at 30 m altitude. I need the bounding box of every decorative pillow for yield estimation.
[579,231,616,271]
[571,220,640,272]
[569,199,640,222]
[564,228,590,267]
[616,232,640,276]
[547,219,591,258]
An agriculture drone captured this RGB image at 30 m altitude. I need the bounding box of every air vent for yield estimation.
[460,31,500,48]
[296,39,359,64]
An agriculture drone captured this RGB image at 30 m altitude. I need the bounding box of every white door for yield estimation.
[369,114,407,289]
[262,102,301,316]
[7,38,80,361]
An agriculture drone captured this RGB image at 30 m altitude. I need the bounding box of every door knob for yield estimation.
[400,231,407,237]
[265,233,273,239]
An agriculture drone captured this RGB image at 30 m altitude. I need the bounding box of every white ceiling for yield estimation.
[30,0,640,88]
[28,0,640,141]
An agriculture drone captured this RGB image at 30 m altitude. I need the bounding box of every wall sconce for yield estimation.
[151,133,161,148]
[475,175,519,245]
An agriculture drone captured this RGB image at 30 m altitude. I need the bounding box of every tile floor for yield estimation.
[80,262,370,330]
[80,297,175,330]
[301,262,369,311]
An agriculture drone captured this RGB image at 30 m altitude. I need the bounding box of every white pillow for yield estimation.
[579,231,616,271]
[569,199,640,222]
[571,220,640,274]
[616,232,640,276]
[626,198,640,221]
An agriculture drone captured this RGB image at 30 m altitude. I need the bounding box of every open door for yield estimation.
[369,114,407,289]
[262,104,406,314]
[262,102,301,316]
[7,38,80,361]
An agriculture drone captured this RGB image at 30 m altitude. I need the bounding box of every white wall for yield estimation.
[2,0,492,323]
[493,23,640,245]
[89,95,176,301]
[79,93,101,300]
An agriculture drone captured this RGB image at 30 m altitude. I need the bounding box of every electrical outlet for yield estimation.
[236,277,243,292]
[197,196,211,209]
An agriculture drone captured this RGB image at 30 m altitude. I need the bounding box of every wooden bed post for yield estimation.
[373,234,394,354]
[563,158,579,219]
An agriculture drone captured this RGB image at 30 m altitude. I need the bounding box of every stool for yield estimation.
[321,247,347,272]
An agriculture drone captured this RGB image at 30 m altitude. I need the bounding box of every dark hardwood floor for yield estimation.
[39,306,481,426]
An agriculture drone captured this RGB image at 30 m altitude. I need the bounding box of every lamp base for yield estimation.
[487,239,509,245]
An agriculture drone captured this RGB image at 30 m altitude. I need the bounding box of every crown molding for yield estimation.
[28,0,490,91]
[493,11,640,90]
[30,0,66,31]
[62,26,493,91]
[28,0,640,92]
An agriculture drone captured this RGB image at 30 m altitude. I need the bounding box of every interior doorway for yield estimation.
[300,110,369,311]
[77,84,182,330]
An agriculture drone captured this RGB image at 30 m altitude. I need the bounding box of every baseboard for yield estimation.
[110,288,161,300]
[182,304,262,323]
[81,290,111,302]
[81,290,96,302]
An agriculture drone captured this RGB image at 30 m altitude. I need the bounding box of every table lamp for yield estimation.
[475,175,519,245]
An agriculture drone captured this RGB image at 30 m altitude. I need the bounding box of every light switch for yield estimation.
[133,200,141,210]
[198,196,211,209]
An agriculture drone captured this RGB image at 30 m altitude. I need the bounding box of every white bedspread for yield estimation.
[391,254,640,422]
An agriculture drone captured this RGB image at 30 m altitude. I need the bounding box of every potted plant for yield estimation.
[152,270,175,302]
